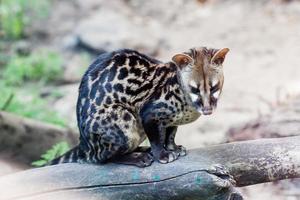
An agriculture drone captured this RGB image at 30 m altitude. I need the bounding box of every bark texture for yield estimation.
[1,136,300,200]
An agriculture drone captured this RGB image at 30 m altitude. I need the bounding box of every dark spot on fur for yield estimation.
[96,87,105,105]
[128,55,139,67]
[112,113,118,121]
[90,80,99,99]
[123,113,132,121]
[99,69,109,83]
[128,79,141,85]
[114,55,126,66]
[139,58,150,68]
[117,130,123,135]
[113,84,124,92]
[129,67,142,77]
[105,97,112,104]
[113,92,118,99]
[105,83,112,92]
[90,104,96,113]
[108,64,117,82]
[92,122,99,132]
[142,71,149,79]
[121,97,127,103]
[118,68,128,80]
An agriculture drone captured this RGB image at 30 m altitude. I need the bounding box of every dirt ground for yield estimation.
[2,0,300,199]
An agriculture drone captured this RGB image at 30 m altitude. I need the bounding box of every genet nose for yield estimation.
[202,107,213,115]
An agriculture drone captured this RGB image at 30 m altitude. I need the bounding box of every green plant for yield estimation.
[0,82,66,126]
[31,141,70,167]
[0,0,50,39]
[0,49,65,126]
[3,51,63,85]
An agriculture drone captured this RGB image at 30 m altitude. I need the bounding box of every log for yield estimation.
[0,111,78,165]
[1,136,300,200]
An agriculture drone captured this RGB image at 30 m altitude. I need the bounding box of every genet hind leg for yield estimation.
[135,146,151,153]
[111,151,153,167]
[165,126,187,156]
[90,107,153,167]
[87,124,153,167]
[111,145,153,167]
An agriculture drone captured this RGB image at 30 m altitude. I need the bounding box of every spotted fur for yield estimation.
[49,47,229,166]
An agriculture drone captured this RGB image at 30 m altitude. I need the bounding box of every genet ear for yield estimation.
[172,53,194,69]
[211,48,230,65]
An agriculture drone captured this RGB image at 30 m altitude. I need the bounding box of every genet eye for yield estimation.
[210,84,219,94]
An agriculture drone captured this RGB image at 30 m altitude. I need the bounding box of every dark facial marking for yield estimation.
[190,85,200,94]
[210,84,219,94]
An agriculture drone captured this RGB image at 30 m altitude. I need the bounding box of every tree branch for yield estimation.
[1,136,299,200]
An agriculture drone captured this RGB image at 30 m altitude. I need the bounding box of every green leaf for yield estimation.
[31,141,71,167]
[31,160,48,167]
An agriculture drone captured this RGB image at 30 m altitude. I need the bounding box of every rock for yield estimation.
[75,9,165,56]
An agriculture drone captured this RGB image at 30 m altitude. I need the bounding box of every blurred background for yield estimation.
[1,0,300,199]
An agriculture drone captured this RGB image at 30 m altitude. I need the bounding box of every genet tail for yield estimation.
[47,146,84,165]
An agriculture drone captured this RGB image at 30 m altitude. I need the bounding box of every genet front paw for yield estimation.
[166,144,187,157]
[174,145,187,156]
[154,149,179,164]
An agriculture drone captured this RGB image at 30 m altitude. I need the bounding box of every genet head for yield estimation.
[172,47,229,115]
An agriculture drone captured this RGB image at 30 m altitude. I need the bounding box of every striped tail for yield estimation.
[47,146,84,165]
